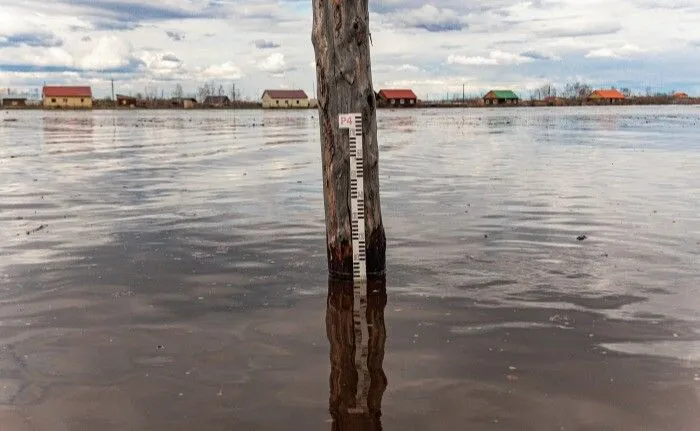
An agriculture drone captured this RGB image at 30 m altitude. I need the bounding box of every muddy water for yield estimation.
[0,107,699,430]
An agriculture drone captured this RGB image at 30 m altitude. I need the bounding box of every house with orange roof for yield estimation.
[42,86,92,109]
[376,89,418,107]
[588,89,625,104]
[673,92,689,100]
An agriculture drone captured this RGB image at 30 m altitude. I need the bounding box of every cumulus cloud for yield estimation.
[200,61,243,79]
[258,53,287,74]
[165,31,185,42]
[398,64,421,72]
[13,47,75,68]
[81,36,136,70]
[392,5,467,32]
[139,50,184,76]
[161,54,181,63]
[253,39,280,49]
[448,50,534,66]
[585,44,646,58]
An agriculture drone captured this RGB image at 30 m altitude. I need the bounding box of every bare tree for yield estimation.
[229,83,241,104]
[173,83,184,99]
[563,81,592,100]
[196,82,213,102]
[217,84,225,97]
[143,84,161,101]
[535,82,556,100]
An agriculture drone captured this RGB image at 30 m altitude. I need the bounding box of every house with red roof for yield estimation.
[376,89,417,107]
[261,89,309,109]
[588,89,625,104]
[42,86,92,109]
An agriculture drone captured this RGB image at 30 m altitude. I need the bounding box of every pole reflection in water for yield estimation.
[326,277,387,431]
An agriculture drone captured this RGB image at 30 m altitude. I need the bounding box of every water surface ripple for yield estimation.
[0,107,698,430]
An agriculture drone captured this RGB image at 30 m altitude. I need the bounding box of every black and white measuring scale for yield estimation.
[338,112,367,284]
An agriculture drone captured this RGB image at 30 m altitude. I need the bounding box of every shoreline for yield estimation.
[2,101,698,111]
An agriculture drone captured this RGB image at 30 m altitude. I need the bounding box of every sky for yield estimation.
[1,0,699,100]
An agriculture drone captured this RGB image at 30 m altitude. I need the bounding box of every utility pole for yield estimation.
[111,78,115,107]
[462,84,465,104]
[312,0,386,279]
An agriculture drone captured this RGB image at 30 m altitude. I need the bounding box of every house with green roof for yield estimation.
[483,90,519,106]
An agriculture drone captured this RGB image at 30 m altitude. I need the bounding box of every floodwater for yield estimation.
[0,106,699,430]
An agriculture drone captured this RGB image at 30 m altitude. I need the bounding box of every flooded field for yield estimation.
[1,106,699,430]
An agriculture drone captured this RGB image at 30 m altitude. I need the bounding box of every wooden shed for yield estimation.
[203,96,231,107]
[171,97,197,109]
[1,97,27,107]
[116,94,137,107]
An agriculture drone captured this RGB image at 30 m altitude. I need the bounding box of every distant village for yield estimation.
[1,84,696,110]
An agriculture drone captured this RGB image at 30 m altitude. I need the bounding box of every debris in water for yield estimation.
[484,234,488,238]
[26,224,47,235]
[577,234,587,241]
[3,118,18,122]
[157,345,165,351]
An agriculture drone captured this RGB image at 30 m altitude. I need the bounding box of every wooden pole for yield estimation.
[327,277,387,430]
[312,0,386,279]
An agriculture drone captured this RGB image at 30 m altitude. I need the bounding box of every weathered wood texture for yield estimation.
[327,277,387,430]
[312,0,386,279]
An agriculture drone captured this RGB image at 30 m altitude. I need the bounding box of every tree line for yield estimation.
[529,82,677,101]
[126,82,243,103]
[433,81,683,103]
